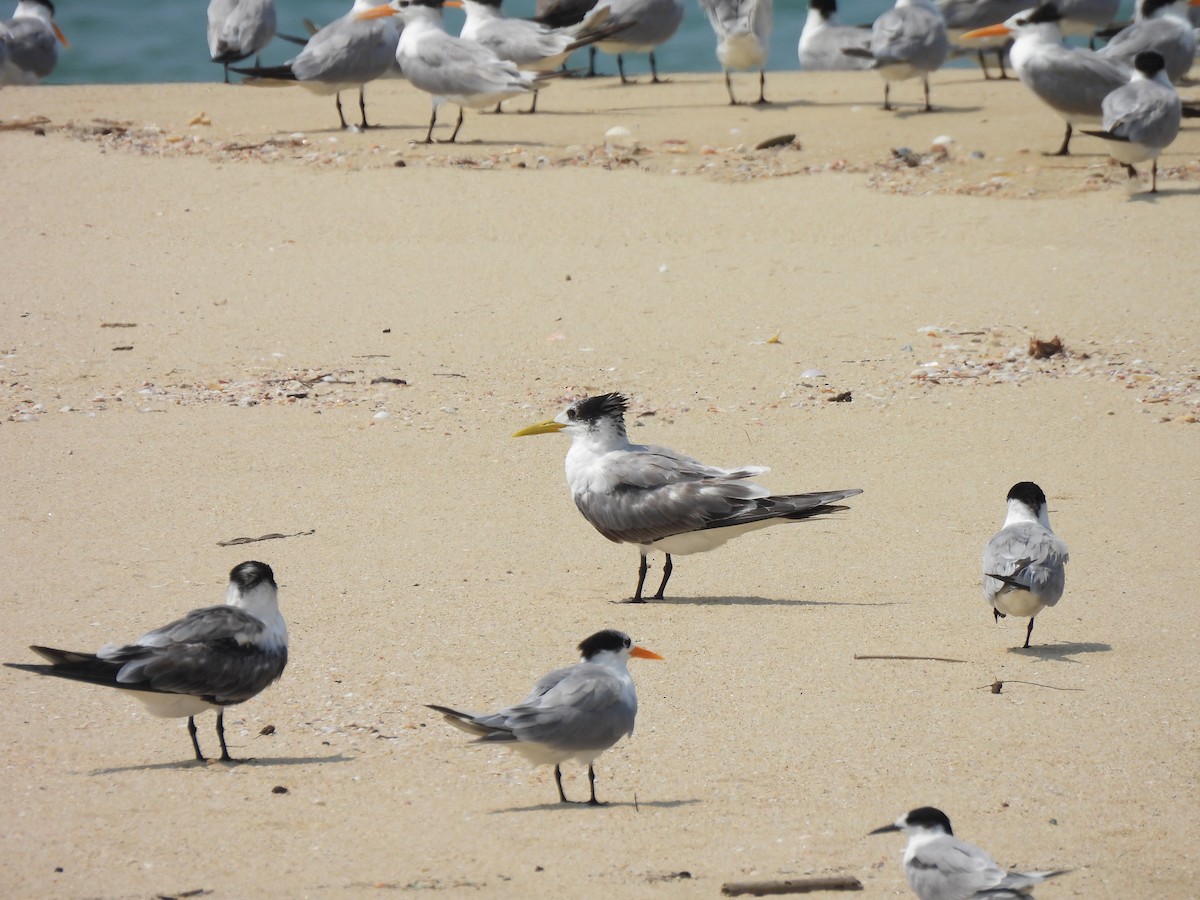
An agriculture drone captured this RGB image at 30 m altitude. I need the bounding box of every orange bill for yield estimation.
[631,646,664,660]
[961,24,1012,39]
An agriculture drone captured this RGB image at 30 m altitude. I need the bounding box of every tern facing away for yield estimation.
[1098,0,1199,85]
[207,0,277,84]
[1084,50,1182,192]
[963,4,1131,155]
[697,0,774,104]
[1,0,68,86]
[233,0,399,130]
[514,393,862,602]
[843,0,950,111]
[5,561,288,763]
[590,0,686,84]
[871,807,1069,900]
[798,0,872,71]
[427,629,662,805]
[982,482,1068,649]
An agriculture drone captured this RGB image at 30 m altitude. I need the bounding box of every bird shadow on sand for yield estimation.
[1128,185,1200,201]
[615,595,901,608]
[1007,641,1112,663]
[888,103,985,119]
[88,753,354,776]
[489,797,701,815]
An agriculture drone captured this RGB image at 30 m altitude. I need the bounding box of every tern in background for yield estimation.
[843,0,949,111]
[5,561,287,763]
[1056,0,1120,41]
[207,0,276,84]
[428,629,662,805]
[1098,0,1199,85]
[0,0,67,86]
[871,807,1069,900]
[1084,50,1181,191]
[361,0,543,142]
[455,0,628,111]
[514,393,862,602]
[591,0,685,84]
[937,0,1029,78]
[798,0,872,71]
[963,4,1130,155]
[982,482,1068,649]
[697,0,773,104]
[233,0,399,130]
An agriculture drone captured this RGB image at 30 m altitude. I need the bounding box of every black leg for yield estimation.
[652,553,673,600]
[187,715,205,761]
[883,82,892,112]
[422,106,437,144]
[554,764,569,803]
[997,48,1009,80]
[493,101,504,114]
[447,107,464,143]
[223,63,231,85]
[358,86,370,129]
[587,46,599,77]
[632,555,649,603]
[586,764,601,805]
[618,54,631,85]
[756,69,767,104]
[725,70,736,105]
[994,608,1005,623]
[523,91,538,114]
[923,76,932,112]
[1023,617,1035,649]
[977,50,992,80]
[1047,123,1072,157]
[649,51,665,84]
[1150,160,1157,193]
[335,92,348,130]
[216,710,235,762]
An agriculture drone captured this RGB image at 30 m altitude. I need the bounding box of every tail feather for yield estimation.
[426,703,508,739]
[704,489,862,532]
[6,645,126,689]
[229,63,298,82]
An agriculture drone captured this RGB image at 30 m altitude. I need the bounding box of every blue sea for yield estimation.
[43,0,1024,85]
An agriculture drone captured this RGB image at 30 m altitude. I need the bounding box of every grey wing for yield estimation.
[292,16,394,84]
[908,837,1007,899]
[983,524,1068,606]
[207,0,239,56]
[1103,83,1182,147]
[1024,48,1129,117]
[802,25,873,70]
[100,606,287,704]
[476,20,566,64]
[4,19,57,78]
[495,663,634,750]
[409,32,525,93]
[872,8,946,66]
[699,0,768,37]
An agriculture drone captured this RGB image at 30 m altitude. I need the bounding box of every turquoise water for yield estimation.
[48,0,912,84]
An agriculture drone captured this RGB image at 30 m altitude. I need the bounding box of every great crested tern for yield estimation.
[843,0,949,111]
[514,393,862,602]
[427,628,662,805]
[1083,50,1182,192]
[982,481,1069,649]
[0,0,67,86]
[207,0,277,84]
[697,0,774,104]
[1098,0,1199,85]
[5,561,287,763]
[871,807,1069,900]
[798,0,872,71]
[360,0,541,142]
[963,3,1130,155]
[232,0,400,130]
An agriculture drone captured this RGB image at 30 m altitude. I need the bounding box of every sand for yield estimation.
[1,70,1199,899]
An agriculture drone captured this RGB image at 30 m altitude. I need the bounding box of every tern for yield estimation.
[1098,0,1199,85]
[427,628,662,805]
[1083,50,1182,191]
[1055,0,1120,41]
[843,0,950,111]
[963,4,1130,155]
[697,0,774,104]
[514,393,862,602]
[5,561,287,763]
[982,482,1068,649]
[937,0,1030,79]
[591,0,685,84]
[207,0,276,84]
[871,807,1069,900]
[360,0,542,142]
[798,0,873,71]
[0,0,67,86]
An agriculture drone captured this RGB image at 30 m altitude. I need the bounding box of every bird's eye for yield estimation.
[567,408,577,420]
[623,637,631,648]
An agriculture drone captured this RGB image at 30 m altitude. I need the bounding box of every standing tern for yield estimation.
[207,0,277,84]
[871,807,1069,900]
[513,393,862,602]
[963,4,1130,155]
[360,0,542,142]
[982,482,1068,649]
[427,628,662,805]
[698,0,774,104]
[4,561,287,763]
[232,0,400,131]
[798,0,872,71]
[1098,0,1199,85]
[1084,50,1181,191]
[843,0,950,111]
[937,0,1030,79]
[591,0,686,84]
[0,0,67,86]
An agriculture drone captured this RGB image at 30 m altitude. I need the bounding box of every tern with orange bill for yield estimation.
[963,3,1130,155]
[427,629,661,805]
[1,0,67,85]
[514,393,862,602]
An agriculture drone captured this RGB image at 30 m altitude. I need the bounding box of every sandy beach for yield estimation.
[2,70,1199,899]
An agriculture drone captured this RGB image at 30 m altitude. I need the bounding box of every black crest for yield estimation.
[1021,4,1063,25]
[811,0,839,15]
[905,807,953,835]
[1134,50,1167,77]
[577,629,633,659]
[567,393,629,425]
[231,561,276,591]
[1006,481,1047,512]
